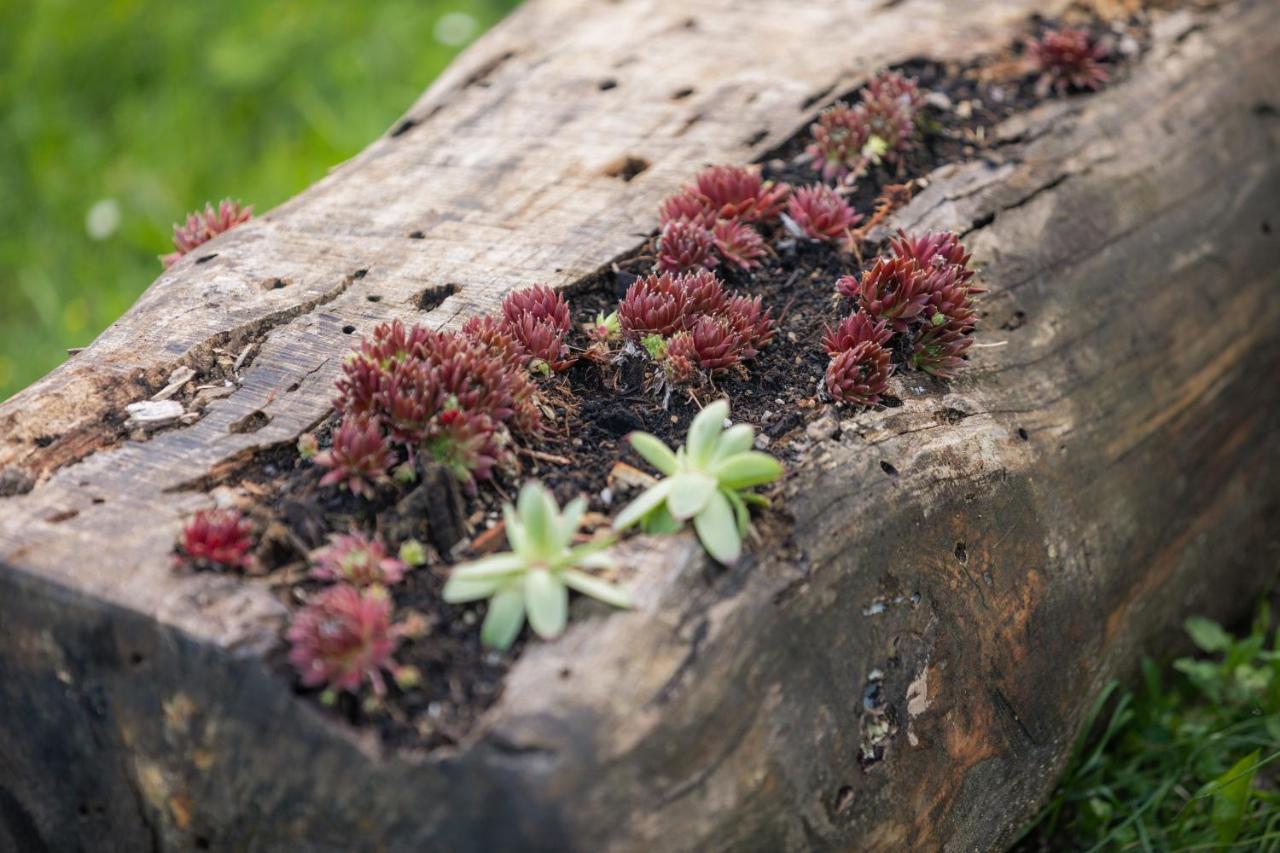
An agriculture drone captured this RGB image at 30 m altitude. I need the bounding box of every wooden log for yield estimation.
[1,0,1278,849]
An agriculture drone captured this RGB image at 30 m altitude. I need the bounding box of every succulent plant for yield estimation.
[618,272,691,340]
[334,320,538,485]
[175,508,254,570]
[672,316,748,376]
[805,103,873,184]
[314,417,395,498]
[503,313,576,373]
[836,255,931,331]
[309,532,408,587]
[442,481,630,650]
[910,314,974,379]
[803,70,922,182]
[461,315,527,366]
[501,284,571,334]
[161,199,253,267]
[614,400,782,565]
[680,269,731,317]
[786,184,863,242]
[725,294,776,355]
[821,310,893,357]
[711,219,767,271]
[889,229,974,283]
[658,188,719,228]
[691,165,790,224]
[859,70,923,164]
[286,583,407,697]
[825,342,894,407]
[657,218,719,273]
[1028,27,1109,96]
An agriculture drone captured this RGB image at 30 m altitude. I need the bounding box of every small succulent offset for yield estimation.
[287,583,413,699]
[1028,27,1109,96]
[175,508,254,570]
[313,417,395,498]
[442,481,630,650]
[785,184,863,242]
[614,400,782,565]
[804,70,923,182]
[500,284,576,373]
[161,199,253,268]
[309,531,409,587]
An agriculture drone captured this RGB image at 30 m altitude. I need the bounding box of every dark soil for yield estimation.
[195,9,1155,750]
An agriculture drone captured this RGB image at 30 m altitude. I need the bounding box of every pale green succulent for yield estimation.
[613,399,783,565]
[442,481,630,650]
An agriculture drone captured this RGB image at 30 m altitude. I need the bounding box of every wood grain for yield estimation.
[1,0,1278,850]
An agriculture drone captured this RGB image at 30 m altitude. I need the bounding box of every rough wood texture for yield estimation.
[1,0,1278,850]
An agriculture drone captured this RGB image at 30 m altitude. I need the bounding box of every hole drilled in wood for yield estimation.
[262,277,290,291]
[880,460,898,476]
[954,542,968,563]
[195,253,217,264]
[408,231,425,240]
[414,283,461,311]
[390,118,418,138]
[603,155,650,182]
[598,78,618,91]
[366,294,382,303]
[671,86,695,100]
[342,325,356,335]
[45,508,79,524]
[228,410,271,434]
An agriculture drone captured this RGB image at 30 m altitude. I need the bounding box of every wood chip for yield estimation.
[608,461,658,491]
[151,365,197,401]
[124,400,184,430]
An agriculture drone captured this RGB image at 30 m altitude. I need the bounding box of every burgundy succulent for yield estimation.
[711,219,767,271]
[889,229,975,284]
[314,417,395,498]
[657,218,719,273]
[804,70,922,181]
[287,584,402,696]
[725,294,776,354]
[176,508,254,570]
[910,313,975,379]
[691,165,790,224]
[658,188,719,228]
[461,315,527,366]
[822,311,893,357]
[309,532,408,587]
[681,269,731,317]
[678,315,748,374]
[1028,27,1109,96]
[618,272,691,340]
[825,342,894,407]
[334,320,538,484]
[501,284,571,334]
[805,103,872,184]
[161,199,253,268]
[859,70,923,164]
[786,184,862,242]
[425,407,506,484]
[836,255,931,331]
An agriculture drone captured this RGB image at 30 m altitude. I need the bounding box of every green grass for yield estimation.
[0,0,520,402]
[1016,601,1280,851]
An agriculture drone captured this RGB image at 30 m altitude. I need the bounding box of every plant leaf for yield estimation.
[713,451,783,490]
[666,472,718,520]
[642,503,682,534]
[480,585,526,650]
[693,489,741,565]
[563,569,633,609]
[711,424,755,462]
[724,487,750,536]
[440,574,504,603]
[613,479,673,530]
[502,503,528,555]
[1186,616,1233,653]
[559,496,588,545]
[525,569,568,639]
[629,432,678,475]
[518,481,557,559]
[444,553,526,584]
[687,399,730,467]
[1211,749,1259,844]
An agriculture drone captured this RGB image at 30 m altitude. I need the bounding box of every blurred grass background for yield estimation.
[0,0,521,402]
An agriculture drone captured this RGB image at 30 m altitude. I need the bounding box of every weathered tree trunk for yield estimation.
[1,0,1278,850]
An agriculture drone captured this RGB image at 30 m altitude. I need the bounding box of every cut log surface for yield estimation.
[2,0,1278,850]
